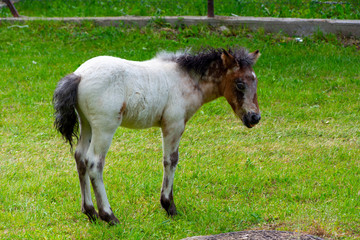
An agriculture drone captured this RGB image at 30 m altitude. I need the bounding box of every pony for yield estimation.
[53,47,261,225]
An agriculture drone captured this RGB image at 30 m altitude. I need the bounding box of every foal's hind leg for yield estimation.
[160,121,185,216]
[86,125,120,225]
[74,115,99,222]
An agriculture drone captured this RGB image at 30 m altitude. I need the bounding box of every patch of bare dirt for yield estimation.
[338,35,360,50]
[181,230,324,240]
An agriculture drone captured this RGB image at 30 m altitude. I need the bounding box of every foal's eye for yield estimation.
[235,81,246,91]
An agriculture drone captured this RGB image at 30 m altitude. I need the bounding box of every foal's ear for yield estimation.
[250,50,261,64]
[221,49,236,68]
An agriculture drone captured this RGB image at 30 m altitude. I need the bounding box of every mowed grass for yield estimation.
[0,22,360,239]
[0,0,360,19]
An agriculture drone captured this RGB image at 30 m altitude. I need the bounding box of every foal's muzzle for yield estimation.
[243,112,261,128]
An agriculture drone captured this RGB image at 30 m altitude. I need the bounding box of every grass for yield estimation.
[0,0,360,19]
[0,21,360,239]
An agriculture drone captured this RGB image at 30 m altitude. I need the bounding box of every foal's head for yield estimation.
[219,48,261,128]
[173,47,261,128]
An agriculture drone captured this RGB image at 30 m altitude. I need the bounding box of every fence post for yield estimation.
[207,0,214,17]
[3,0,20,17]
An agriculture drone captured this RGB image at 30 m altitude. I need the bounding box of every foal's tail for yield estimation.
[53,73,81,150]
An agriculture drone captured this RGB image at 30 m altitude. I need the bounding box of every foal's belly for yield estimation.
[120,90,167,129]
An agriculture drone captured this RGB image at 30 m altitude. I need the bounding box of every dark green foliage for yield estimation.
[0,0,359,19]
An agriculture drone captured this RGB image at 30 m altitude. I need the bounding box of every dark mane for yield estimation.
[175,48,222,75]
[171,47,255,75]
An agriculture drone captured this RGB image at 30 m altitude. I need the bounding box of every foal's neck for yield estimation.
[196,61,224,104]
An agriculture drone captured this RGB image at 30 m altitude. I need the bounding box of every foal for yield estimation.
[53,47,261,225]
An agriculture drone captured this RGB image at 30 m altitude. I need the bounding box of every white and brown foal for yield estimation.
[53,47,261,225]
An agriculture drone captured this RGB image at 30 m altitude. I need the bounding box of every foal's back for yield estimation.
[74,56,183,129]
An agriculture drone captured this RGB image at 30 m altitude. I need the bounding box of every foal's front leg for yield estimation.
[160,121,184,216]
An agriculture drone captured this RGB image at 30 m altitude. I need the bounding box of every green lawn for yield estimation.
[0,22,360,239]
[1,0,360,19]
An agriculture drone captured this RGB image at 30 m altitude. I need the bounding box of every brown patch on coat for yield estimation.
[163,156,170,168]
[97,155,105,170]
[118,102,126,120]
[75,153,85,177]
[75,151,86,176]
[205,61,224,83]
[170,149,179,168]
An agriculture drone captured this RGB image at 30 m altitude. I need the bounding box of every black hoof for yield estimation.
[82,204,99,223]
[161,195,177,216]
[167,203,177,216]
[99,209,120,226]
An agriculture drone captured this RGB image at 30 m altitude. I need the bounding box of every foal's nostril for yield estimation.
[251,113,261,124]
[243,112,261,128]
